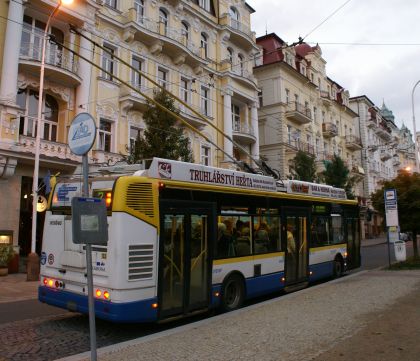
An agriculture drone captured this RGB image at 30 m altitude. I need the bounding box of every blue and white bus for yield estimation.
[39,158,360,322]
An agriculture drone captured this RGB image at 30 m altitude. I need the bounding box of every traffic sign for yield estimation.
[68,113,97,156]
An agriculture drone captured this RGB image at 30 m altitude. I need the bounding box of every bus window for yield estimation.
[310,216,330,247]
[253,216,281,254]
[331,214,344,244]
[217,215,251,257]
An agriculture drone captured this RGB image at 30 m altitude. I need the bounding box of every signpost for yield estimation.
[68,113,104,361]
[384,189,399,267]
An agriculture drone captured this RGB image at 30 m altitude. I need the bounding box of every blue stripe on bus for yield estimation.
[38,286,158,323]
[309,261,334,281]
[245,272,285,298]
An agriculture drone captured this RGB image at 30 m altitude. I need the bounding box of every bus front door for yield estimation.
[284,211,309,286]
[159,202,214,319]
[346,218,361,269]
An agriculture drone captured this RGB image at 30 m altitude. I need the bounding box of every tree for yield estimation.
[290,151,317,182]
[371,171,420,258]
[321,154,357,199]
[128,90,193,164]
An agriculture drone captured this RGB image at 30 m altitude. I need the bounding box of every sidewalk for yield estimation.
[361,235,387,247]
[58,269,420,361]
[0,272,39,304]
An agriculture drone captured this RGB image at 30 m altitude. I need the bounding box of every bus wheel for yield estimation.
[221,274,245,312]
[333,258,343,278]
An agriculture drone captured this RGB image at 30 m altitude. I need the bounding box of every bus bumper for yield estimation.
[38,286,158,323]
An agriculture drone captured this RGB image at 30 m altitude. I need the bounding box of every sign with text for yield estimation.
[68,113,97,156]
[384,189,399,227]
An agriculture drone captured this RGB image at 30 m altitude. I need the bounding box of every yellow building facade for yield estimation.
[0,0,260,253]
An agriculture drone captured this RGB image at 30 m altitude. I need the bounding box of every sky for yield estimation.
[247,0,420,136]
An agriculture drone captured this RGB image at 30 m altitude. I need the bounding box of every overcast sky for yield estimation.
[247,0,420,136]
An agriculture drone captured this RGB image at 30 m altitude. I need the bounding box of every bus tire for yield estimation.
[333,257,343,278]
[221,273,245,312]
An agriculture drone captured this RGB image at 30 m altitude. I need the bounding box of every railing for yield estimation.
[287,101,312,118]
[345,135,362,145]
[320,90,330,99]
[232,122,255,137]
[229,17,253,39]
[19,33,78,74]
[322,122,338,134]
[19,135,80,161]
[287,140,315,155]
[133,15,201,57]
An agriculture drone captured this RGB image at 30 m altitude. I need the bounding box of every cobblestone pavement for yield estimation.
[0,306,210,361]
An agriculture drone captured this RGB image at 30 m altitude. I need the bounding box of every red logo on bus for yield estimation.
[158,162,172,179]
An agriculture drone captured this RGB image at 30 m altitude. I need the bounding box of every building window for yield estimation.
[180,77,190,113]
[130,125,143,152]
[258,90,263,108]
[102,44,116,81]
[201,33,208,58]
[200,86,210,116]
[104,0,117,9]
[232,104,240,131]
[285,88,290,104]
[201,145,211,165]
[134,0,144,23]
[131,56,143,89]
[287,125,292,144]
[158,67,168,89]
[159,9,168,35]
[229,7,239,29]
[238,54,244,75]
[17,89,58,142]
[313,106,317,122]
[199,0,210,11]
[181,21,189,45]
[99,119,112,152]
[227,47,233,63]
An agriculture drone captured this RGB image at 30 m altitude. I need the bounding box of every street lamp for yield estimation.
[28,0,73,281]
[411,80,420,173]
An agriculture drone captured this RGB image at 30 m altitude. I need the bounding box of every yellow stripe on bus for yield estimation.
[309,243,347,253]
[214,252,285,265]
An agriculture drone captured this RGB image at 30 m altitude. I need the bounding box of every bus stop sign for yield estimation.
[72,197,108,245]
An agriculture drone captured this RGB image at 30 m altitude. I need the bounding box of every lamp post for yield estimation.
[28,0,73,281]
[411,80,420,173]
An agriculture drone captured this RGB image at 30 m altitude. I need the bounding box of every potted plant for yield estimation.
[0,244,15,276]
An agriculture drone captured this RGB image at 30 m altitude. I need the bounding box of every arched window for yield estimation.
[201,33,208,58]
[227,47,234,63]
[134,0,144,23]
[159,8,168,35]
[229,7,239,29]
[238,53,244,75]
[17,89,59,141]
[181,21,189,45]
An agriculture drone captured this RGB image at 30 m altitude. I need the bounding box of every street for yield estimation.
[0,239,413,361]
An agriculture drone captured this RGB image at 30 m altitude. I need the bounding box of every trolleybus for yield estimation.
[39,158,360,322]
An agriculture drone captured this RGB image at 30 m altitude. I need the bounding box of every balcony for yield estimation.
[320,90,332,107]
[322,122,338,138]
[351,164,365,175]
[219,14,256,49]
[380,150,392,161]
[345,135,362,151]
[19,36,81,87]
[179,103,209,129]
[119,84,150,111]
[375,122,392,140]
[285,102,312,125]
[369,163,379,174]
[232,122,256,144]
[92,150,125,166]
[393,158,401,167]
[17,135,80,163]
[285,140,315,156]
[123,10,206,68]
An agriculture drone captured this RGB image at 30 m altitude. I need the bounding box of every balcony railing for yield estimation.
[285,102,312,124]
[233,122,255,137]
[322,122,338,138]
[20,36,78,74]
[345,135,362,150]
[132,15,201,57]
[229,17,254,40]
[286,140,315,155]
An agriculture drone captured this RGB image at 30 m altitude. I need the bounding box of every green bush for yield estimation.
[0,245,14,267]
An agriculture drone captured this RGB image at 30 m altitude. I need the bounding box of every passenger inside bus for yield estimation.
[287,224,296,254]
[254,221,270,254]
[217,222,235,258]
